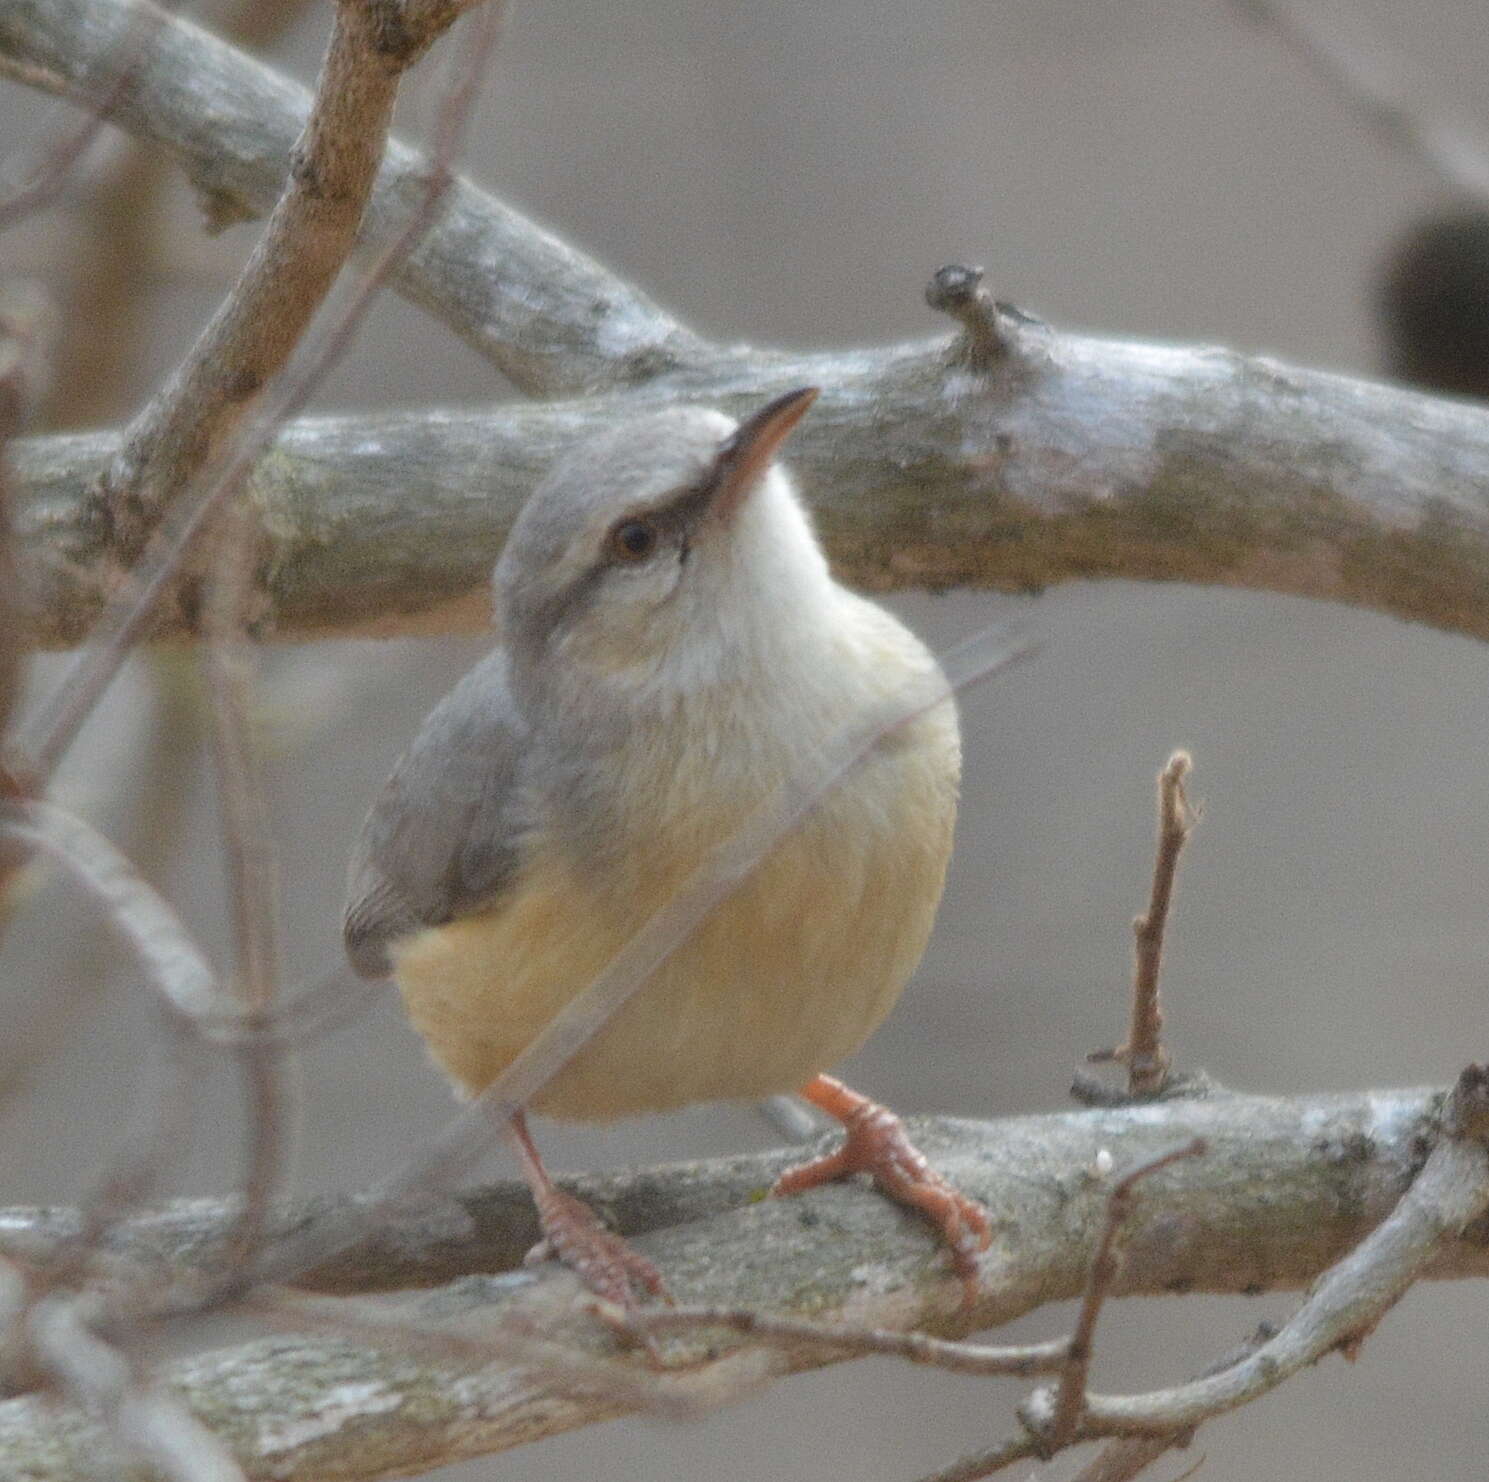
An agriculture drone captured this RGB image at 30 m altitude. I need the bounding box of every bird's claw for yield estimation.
[526,1184,672,1354]
[774,1090,990,1308]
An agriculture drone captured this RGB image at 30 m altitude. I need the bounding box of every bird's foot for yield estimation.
[525,1182,671,1310]
[773,1074,990,1308]
[508,1111,670,1356]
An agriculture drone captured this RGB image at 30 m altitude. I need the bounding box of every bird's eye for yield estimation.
[607,518,659,563]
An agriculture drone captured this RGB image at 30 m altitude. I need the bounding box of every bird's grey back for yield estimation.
[343,648,530,978]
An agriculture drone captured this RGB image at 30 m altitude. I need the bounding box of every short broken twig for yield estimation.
[1089,750,1196,1097]
[924,264,1015,369]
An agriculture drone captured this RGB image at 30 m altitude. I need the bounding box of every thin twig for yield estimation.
[0,282,53,905]
[0,654,199,1118]
[0,802,223,1023]
[624,1304,1068,1378]
[99,0,441,547]
[235,1287,699,1417]
[26,1292,245,1482]
[1089,751,1196,1097]
[754,1094,822,1143]
[0,0,708,396]
[49,1,315,427]
[1042,1138,1209,1449]
[912,1433,1043,1482]
[0,285,49,749]
[1231,0,1489,199]
[1027,1066,1489,1440]
[200,501,286,1276]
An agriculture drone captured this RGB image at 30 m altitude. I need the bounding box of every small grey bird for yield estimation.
[344,388,987,1307]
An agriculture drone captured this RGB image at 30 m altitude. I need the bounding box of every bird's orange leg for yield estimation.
[508,1111,670,1311]
[773,1074,990,1306]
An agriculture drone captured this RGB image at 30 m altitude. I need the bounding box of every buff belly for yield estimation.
[392,716,958,1120]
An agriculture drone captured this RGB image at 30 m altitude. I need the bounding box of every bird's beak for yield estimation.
[707,386,820,523]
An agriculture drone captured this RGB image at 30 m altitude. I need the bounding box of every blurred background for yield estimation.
[3,0,1489,1477]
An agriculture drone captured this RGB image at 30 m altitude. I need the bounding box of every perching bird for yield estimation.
[344,387,988,1307]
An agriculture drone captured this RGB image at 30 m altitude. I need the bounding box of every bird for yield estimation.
[343,386,989,1310]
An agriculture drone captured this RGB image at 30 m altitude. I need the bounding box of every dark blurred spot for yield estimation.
[1377,206,1489,400]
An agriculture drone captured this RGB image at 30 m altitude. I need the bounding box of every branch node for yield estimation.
[924,265,1018,370]
[1071,1067,1224,1108]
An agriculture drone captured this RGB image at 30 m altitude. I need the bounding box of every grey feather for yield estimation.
[343,648,530,978]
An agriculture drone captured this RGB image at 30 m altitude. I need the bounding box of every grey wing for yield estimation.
[343,648,531,978]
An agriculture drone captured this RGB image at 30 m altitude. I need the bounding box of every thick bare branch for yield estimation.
[13,322,1489,646]
[0,0,711,397]
[100,0,440,541]
[0,1087,1484,1478]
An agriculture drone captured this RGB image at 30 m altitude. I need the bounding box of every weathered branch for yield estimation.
[0,0,712,397]
[100,0,411,541]
[14,325,1489,646]
[9,4,1489,656]
[0,1088,1484,1478]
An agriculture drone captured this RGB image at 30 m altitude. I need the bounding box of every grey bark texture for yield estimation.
[14,330,1489,647]
[7,0,1489,651]
[1,1089,1486,1480]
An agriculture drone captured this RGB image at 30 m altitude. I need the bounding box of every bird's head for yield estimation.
[495,387,828,705]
